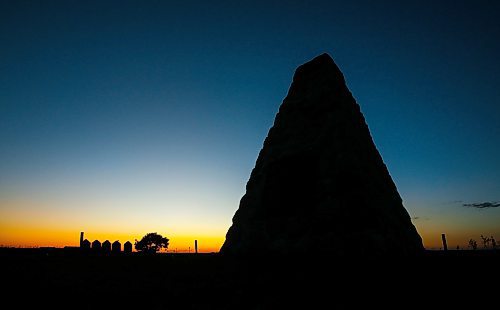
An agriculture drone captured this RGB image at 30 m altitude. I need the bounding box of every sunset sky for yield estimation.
[1,1,499,252]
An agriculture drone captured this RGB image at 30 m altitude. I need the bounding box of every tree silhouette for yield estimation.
[468,239,477,250]
[480,235,491,249]
[135,233,169,254]
[491,236,496,249]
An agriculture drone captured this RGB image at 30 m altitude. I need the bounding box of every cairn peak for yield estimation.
[221,53,424,255]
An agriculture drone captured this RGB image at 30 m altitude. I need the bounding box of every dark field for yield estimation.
[2,248,498,309]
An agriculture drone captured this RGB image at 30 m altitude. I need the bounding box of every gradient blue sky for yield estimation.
[1,0,499,249]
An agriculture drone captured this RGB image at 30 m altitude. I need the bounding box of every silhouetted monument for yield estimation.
[221,53,424,255]
[195,240,198,254]
[92,240,101,252]
[112,241,121,253]
[81,239,91,250]
[102,240,111,253]
[80,232,84,247]
[124,241,132,253]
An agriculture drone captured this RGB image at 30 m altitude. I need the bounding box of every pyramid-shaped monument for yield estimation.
[221,53,424,255]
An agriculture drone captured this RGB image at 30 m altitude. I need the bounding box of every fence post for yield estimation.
[441,233,448,251]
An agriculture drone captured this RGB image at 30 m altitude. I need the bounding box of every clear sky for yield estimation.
[1,0,499,251]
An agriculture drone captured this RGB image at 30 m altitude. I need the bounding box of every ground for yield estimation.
[2,248,498,309]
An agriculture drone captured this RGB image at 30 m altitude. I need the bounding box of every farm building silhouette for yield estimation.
[80,232,132,254]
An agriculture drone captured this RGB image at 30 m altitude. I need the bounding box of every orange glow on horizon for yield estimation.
[2,199,498,252]
[0,223,224,253]
[414,221,499,250]
[1,217,494,252]
[0,198,227,252]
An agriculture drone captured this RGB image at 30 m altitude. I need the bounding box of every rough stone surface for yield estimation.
[221,53,424,255]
